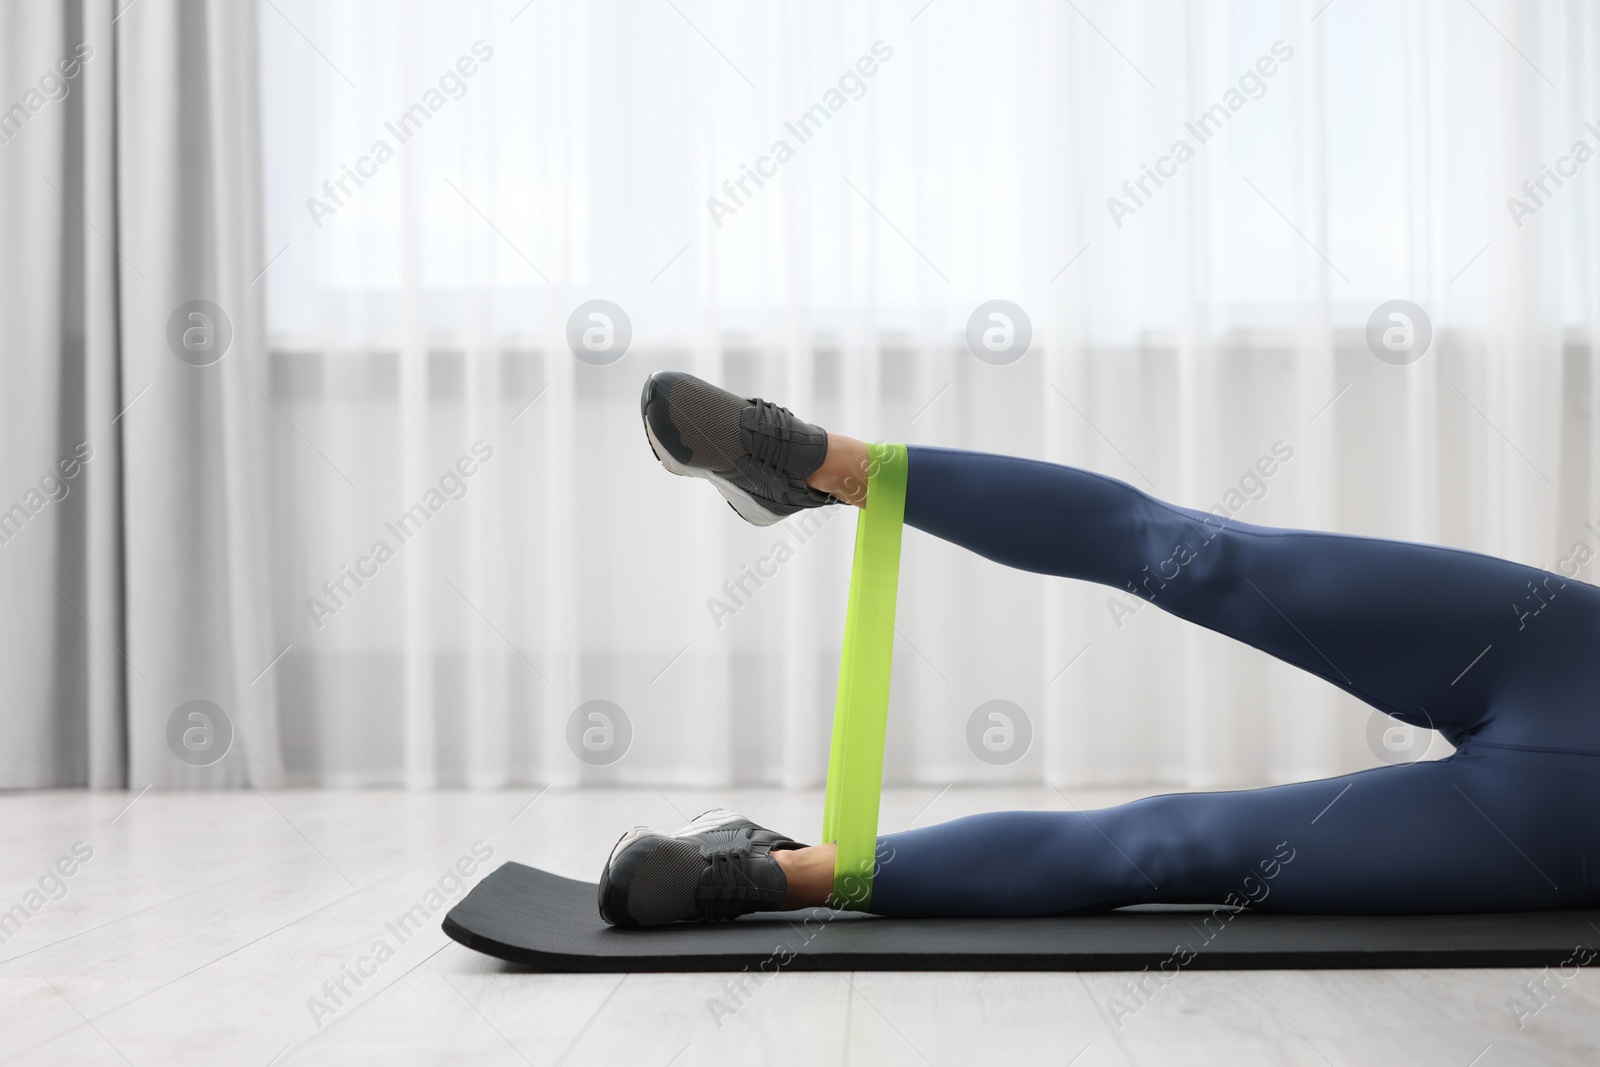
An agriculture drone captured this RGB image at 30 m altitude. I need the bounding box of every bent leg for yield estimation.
[868,750,1596,916]
[903,445,1600,748]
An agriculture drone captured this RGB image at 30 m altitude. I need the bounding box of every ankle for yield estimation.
[772,844,837,909]
[805,435,872,506]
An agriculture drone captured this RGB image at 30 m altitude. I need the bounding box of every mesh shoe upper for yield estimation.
[598,809,805,928]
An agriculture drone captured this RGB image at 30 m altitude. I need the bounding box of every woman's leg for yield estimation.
[775,749,1598,916]
[815,440,1600,751]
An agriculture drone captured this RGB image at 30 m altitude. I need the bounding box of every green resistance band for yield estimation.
[820,442,907,911]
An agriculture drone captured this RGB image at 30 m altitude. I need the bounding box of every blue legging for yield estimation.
[868,446,1600,916]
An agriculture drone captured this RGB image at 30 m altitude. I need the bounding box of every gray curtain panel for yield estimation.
[0,0,281,788]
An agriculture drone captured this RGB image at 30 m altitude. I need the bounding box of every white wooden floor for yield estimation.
[0,785,1595,1066]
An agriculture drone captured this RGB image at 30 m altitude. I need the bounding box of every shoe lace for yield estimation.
[699,851,760,922]
[747,399,796,482]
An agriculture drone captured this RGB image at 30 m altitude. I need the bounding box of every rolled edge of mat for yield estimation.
[823,442,908,912]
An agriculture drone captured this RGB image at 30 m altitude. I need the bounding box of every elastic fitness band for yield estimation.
[820,442,908,910]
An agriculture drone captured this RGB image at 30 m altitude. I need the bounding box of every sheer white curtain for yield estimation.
[258,0,1600,790]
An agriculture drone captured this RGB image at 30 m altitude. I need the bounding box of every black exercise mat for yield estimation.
[442,862,1600,971]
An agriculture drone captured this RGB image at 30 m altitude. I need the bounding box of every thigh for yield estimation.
[1110,751,1597,914]
[1151,512,1595,746]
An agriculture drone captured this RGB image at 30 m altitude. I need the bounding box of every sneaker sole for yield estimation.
[641,402,788,528]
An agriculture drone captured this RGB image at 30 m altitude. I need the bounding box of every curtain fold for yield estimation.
[117,0,278,788]
[0,0,275,788]
[0,1,124,788]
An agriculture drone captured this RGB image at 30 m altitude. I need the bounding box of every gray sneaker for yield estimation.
[598,808,805,928]
[640,371,836,526]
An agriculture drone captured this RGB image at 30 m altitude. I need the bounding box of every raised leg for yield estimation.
[892,445,1600,750]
